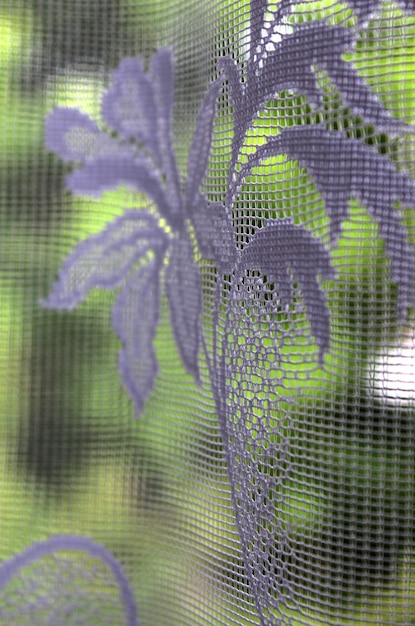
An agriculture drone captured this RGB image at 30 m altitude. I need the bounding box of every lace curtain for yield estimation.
[1,1,415,624]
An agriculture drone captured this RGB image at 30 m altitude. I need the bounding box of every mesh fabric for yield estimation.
[1,1,415,624]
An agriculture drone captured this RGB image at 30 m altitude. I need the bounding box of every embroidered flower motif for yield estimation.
[213,1,415,623]
[42,2,415,625]
[44,48,223,417]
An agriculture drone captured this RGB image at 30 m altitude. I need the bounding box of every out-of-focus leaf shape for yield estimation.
[166,233,202,381]
[44,47,218,415]
[346,0,415,23]
[67,156,172,219]
[151,48,175,137]
[237,125,415,318]
[101,56,160,158]
[0,535,139,625]
[113,256,162,417]
[45,107,104,162]
[44,50,181,226]
[185,76,224,210]
[151,48,182,204]
[240,218,336,360]
[43,210,167,310]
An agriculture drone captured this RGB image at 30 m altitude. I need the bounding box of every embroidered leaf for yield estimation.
[151,48,175,133]
[185,76,224,210]
[237,125,415,317]
[45,107,110,163]
[46,52,181,225]
[347,0,415,23]
[113,256,162,417]
[43,210,167,310]
[67,156,173,221]
[249,0,267,64]
[101,56,160,158]
[216,56,244,175]
[224,22,407,173]
[260,23,407,131]
[253,0,297,61]
[166,232,202,381]
[0,536,139,625]
[150,48,182,208]
[222,3,412,189]
[240,218,336,360]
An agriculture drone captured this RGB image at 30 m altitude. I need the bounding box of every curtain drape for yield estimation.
[0,1,415,624]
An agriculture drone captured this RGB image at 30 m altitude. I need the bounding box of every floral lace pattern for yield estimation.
[44,50,225,412]
[39,0,415,623]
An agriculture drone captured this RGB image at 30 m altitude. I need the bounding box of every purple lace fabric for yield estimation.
[39,1,415,624]
[44,49,224,412]
[0,536,138,625]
